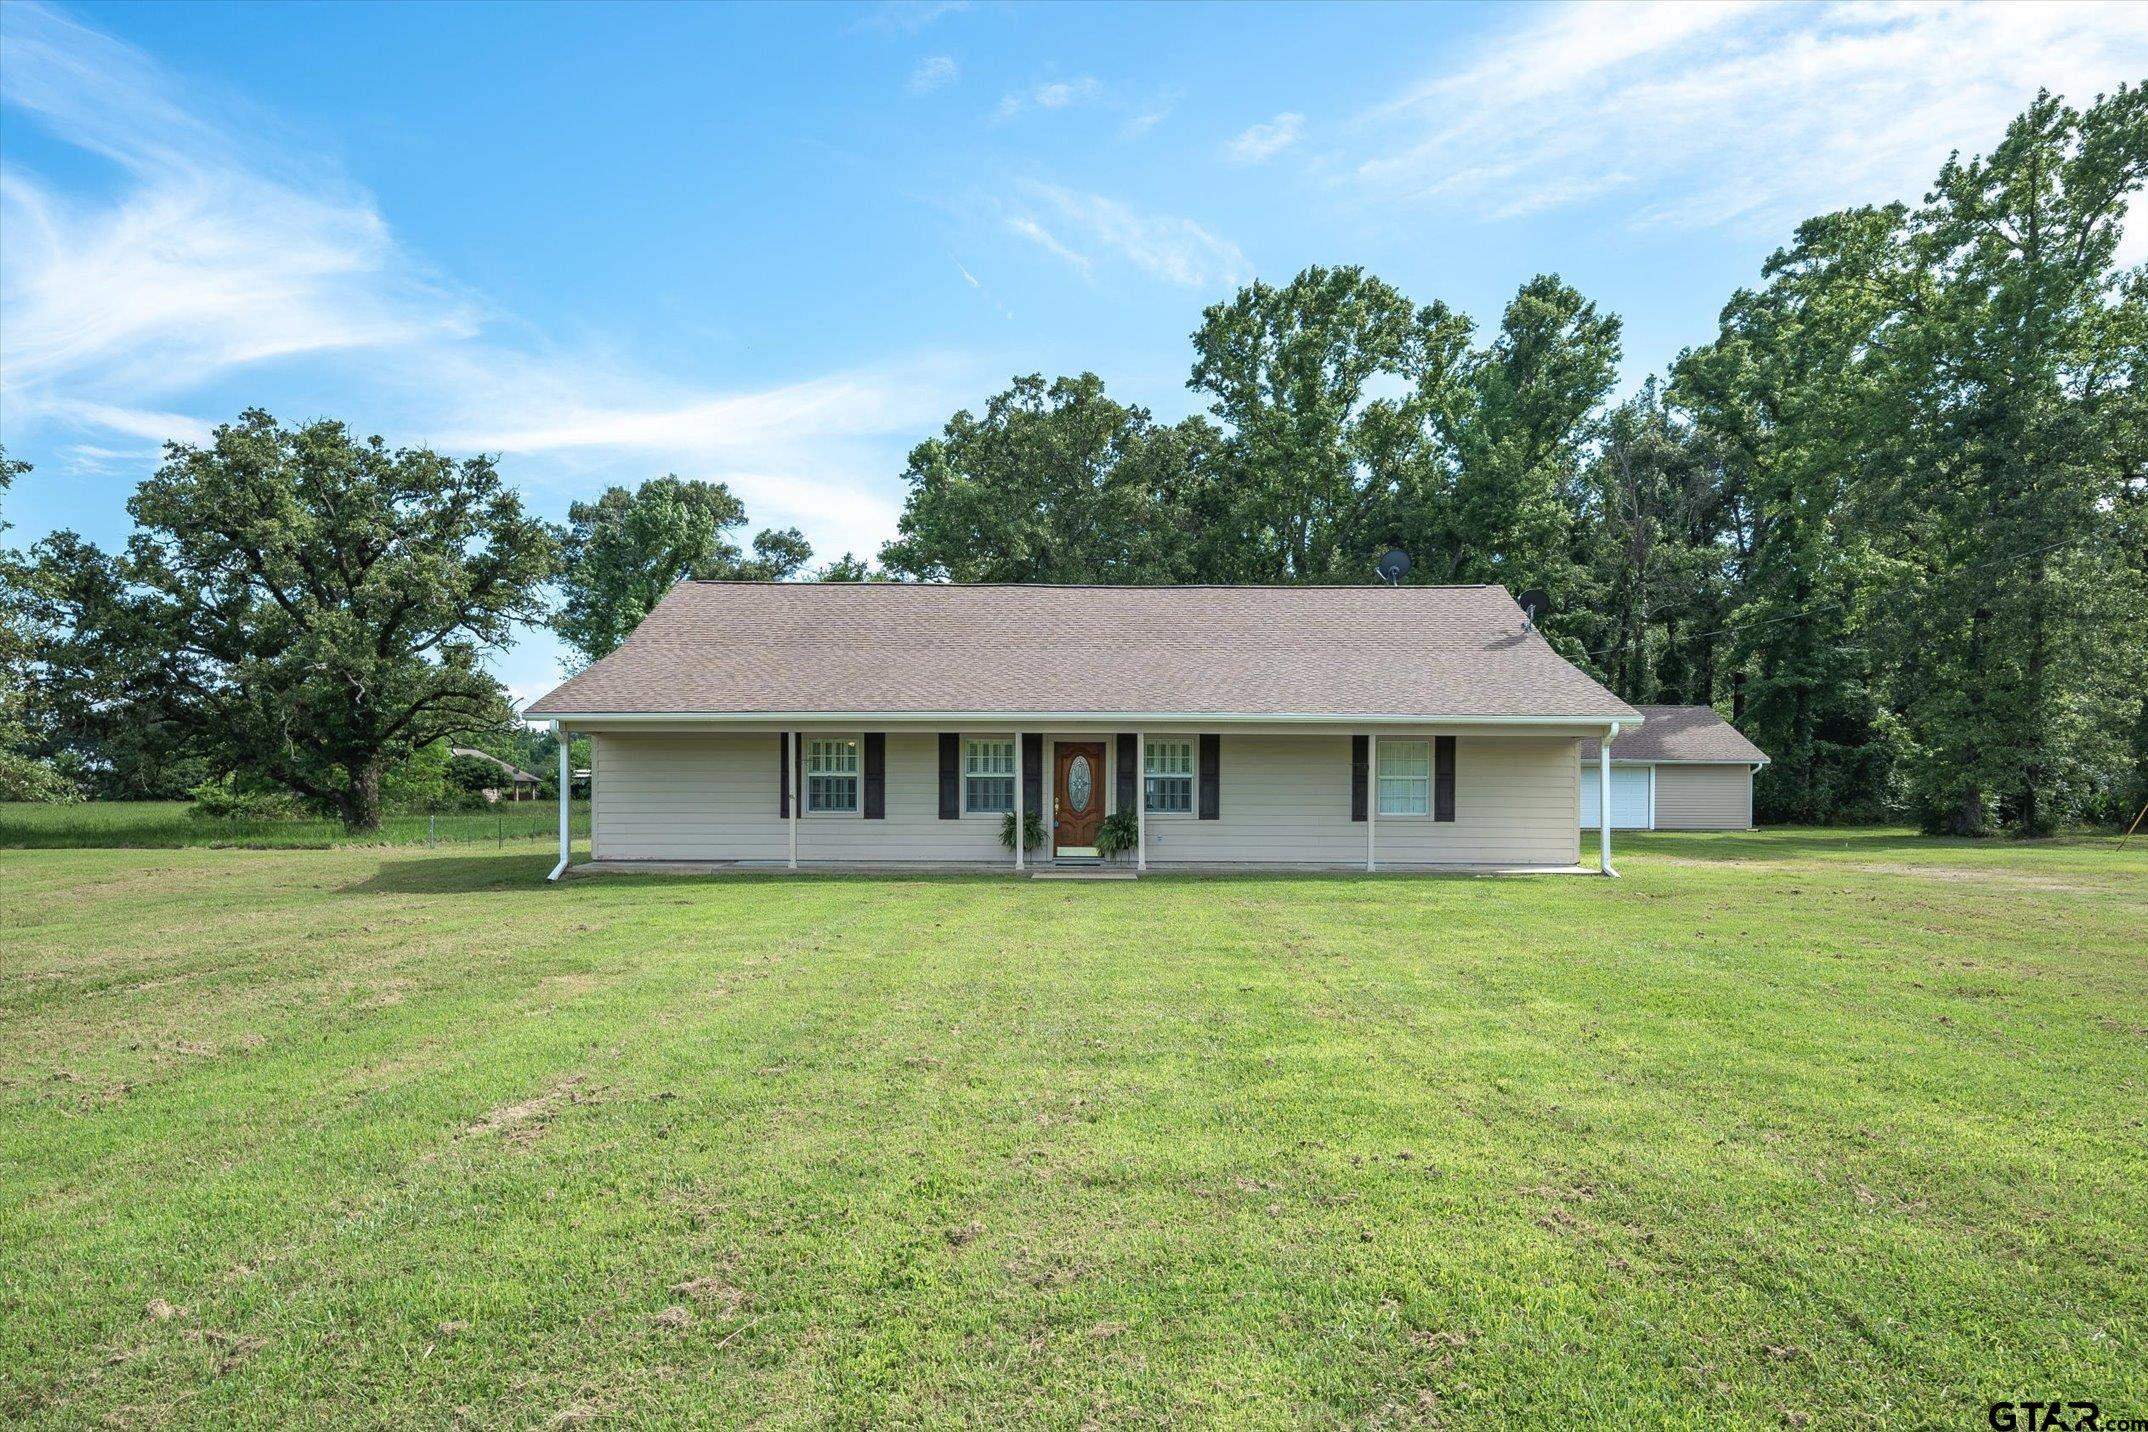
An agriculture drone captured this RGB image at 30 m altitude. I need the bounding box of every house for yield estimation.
[448,746,544,802]
[523,582,1644,878]
[1577,705,1768,831]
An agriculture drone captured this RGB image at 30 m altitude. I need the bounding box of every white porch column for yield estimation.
[548,722,571,881]
[1135,731,1147,873]
[1598,721,1620,877]
[1013,730,1025,872]
[788,730,799,871]
[1365,731,1378,873]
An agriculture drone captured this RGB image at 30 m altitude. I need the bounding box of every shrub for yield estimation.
[1095,810,1139,860]
[1000,809,1046,852]
[187,778,300,821]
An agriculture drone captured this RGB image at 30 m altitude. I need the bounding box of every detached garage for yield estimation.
[1579,705,1768,831]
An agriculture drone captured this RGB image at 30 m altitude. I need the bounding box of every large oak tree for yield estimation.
[37,411,554,830]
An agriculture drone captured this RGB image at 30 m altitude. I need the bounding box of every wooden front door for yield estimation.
[1053,741,1107,853]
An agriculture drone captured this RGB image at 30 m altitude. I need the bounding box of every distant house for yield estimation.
[1577,706,1768,830]
[448,746,544,803]
[524,583,1647,877]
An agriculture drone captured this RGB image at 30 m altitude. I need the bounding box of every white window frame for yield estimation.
[804,734,861,816]
[1143,736,1197,817]
[963,735,1017,816]
[1376,738,1432,818]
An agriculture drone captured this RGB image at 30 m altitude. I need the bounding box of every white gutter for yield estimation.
[526,710,1645,728]
[547,721,571,881]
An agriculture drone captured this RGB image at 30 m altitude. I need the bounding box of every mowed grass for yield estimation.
[1,832,2142,1427]
[0,800,587,850]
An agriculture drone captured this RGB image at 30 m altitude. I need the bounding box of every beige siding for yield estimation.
[591,732,1005,863]
[591,730,1582,868]
[1652,763,1754,829]
[1143,734,1579,868]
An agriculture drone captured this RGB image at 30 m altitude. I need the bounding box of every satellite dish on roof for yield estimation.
[1516,588,1551,631]
[1374,548,1412,586]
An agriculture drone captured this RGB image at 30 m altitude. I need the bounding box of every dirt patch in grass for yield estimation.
[464,1074,592,1145]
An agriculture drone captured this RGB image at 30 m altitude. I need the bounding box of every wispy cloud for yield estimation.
[0,4,474,416]
[1228,112,1303,164]
[1005,216,1092,276]
[907,54,958,95]
[0,0,977,569]
[1354,0,2148,231]
[993,74,1101,122]
[1012,183,1250,289]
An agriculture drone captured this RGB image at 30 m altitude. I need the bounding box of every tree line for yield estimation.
[2,89,2142,833]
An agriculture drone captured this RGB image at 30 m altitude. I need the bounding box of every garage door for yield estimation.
[1579,765,1652,829]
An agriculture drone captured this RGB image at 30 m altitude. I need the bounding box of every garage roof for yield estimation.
[1581,705,1768,764]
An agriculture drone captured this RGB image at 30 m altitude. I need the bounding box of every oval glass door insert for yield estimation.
[1067,755,1093,811]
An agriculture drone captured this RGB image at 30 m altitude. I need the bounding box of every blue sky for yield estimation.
[4,0,2145,708]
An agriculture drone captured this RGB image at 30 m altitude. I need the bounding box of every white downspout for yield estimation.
[1599,721,1620,877]
[788,730,798,871]
[1135,731,1146,873]
[1014,730,1025,873]
[1366,731,1378,873]
[547,722,570,881]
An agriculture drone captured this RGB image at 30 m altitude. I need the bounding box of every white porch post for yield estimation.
[1135,731,1147,873]
[548,722,570,881]
[1366,731,1378,873]
[1013,730,1025,872]
[788,730,799,871]
[1598,721,1620,877]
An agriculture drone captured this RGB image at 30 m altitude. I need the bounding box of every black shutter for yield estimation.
[779,733,790,817]
[1023,734,1043,817]
[1198,734,1220,820]
[1116,733,1137,812]
[863,733,886,819]
[1435,736,1456,822]
[1350,735,1368,822]
[938,734,960,819]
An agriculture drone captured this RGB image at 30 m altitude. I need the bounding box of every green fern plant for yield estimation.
[1094,810,1140,860]
[1000,809,1046,852]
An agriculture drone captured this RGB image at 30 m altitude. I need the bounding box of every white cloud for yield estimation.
[907,54,957,94]
[0,4,474,421]
[1354,1,2148,231]
[0,1,981,599]
[1034,77,1099,110]
[1014,183,1250,289]
[1228,112,1303,164]
[993,75,1102,121]
[1005,216,1093,275]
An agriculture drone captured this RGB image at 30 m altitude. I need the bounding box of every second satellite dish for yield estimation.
[1517,588,1552,630]
[1375,548,1412,586]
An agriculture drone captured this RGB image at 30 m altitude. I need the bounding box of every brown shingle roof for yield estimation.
[1580,706,1768,764]
[525,582,1640,722]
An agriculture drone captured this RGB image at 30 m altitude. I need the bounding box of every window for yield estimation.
[806,737,859,813]
[1377,739,1431,816]
[964,737,1015,813]
[1144,738,1194,814]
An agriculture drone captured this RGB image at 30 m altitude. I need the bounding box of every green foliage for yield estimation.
[186,777,301,821]
[999,808,1046,852]
[555,475,811,664]
[0,448,78,803]
[879,373,1215,583]
[33,411,555,832]
[1094,809,1139,860]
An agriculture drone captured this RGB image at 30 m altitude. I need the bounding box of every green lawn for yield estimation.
[0,800,587,850]
[2,832,2142,1426]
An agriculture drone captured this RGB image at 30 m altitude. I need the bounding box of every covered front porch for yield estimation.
[545,717,1631,880]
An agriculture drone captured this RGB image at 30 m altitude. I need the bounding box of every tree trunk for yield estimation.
[339,758,383,833]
